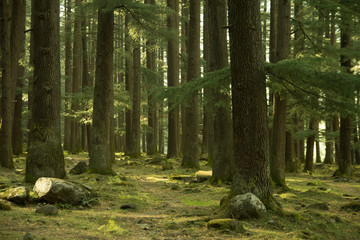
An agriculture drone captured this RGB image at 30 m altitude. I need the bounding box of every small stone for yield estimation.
[0,200,11,210]
[161,162,173,171]
[120,203,137,210]
[207,219,245,232]
[307,203,329,211]
[170,185,180,191]
[69,161,88,175]
[23,232,34,240]
[230,193,267,220]
[137,219,145,224]
[341,202,360,212]
[35,205,58,216]
[266,220,284,230]
[195,171,212,183]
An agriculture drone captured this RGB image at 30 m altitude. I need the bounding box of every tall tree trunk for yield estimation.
[181,0,200,169]
[89,1,115,175]
[270,0,290,187]
[0,0,14,168]
[64,0,72,151]
[158,50,165,154]
[26,0,65,183]
[208,0,233,183]
[81,6,90,151]
[180,0,189,155]
[304,118,316,172]
[336,0,352,176]
[229,0,274,208]
[167,0,180,159]
[202,0,213,159]
[324,119,334,164]
[130,45,141,157]
[125,14,133,156]
[70,0,82,154]
[11,0,26,156]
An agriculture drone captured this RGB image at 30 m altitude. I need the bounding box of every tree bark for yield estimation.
[324,119,334,164]
[229,0,273,207]
[130,45,141,157]
[304,118,316,173]
[208,0,233,183]
[181,0,200,169]
[336,0,352,176]
[26,0,65,183]
[0,0,14,168]
[270,0,290,187]
[11,0,26,156]
[89,1,115,175]
[166,0,180,159]
[70,0,82,154]
[125,14,133,156]
[64,0,72,151]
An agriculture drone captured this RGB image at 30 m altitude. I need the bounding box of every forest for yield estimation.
[0,0,360,239]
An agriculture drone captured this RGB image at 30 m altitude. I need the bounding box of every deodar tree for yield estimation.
[228,0,274,207]
[26,0,65,183]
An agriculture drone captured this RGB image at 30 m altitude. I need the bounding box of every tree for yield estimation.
[26,0,65,183]
[64,0,72,151]
[228,0,274,207]
[70,0,82,154]
[208,0,233,183]
[130,44,141,157]
[0,0,14,168]
[89,1,115,175]
[336,0,353,176]
[166,0,180,159]
[11,0,26,156]
[270,0,290,187]
[145,0,158,156]
[124,14,133,156]
[181,0,200,169]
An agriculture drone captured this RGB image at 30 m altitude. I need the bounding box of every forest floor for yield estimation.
[1,153,360,240]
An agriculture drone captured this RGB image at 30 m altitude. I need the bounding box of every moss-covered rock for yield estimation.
[1,186,28,204]
[207,218,244,232]
[0,199,12,210]
[341,202,360,212]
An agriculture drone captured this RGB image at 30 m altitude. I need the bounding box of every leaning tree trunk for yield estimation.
[26,0,65,183]
[181,0,200,169]
[229,0,274,208]
[89,1,115,175]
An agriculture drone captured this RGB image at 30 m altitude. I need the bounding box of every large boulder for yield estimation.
[230,193,266,220]
[33,177,93,205]
[1,186,28,204]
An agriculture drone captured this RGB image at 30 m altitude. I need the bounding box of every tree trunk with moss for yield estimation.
[89,2,115,175]
[181,0,200,169]
[26,0,65,183]
[228,0,273,207]
[304,118,316,173]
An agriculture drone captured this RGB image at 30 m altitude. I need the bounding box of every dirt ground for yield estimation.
[1,153,360,239]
